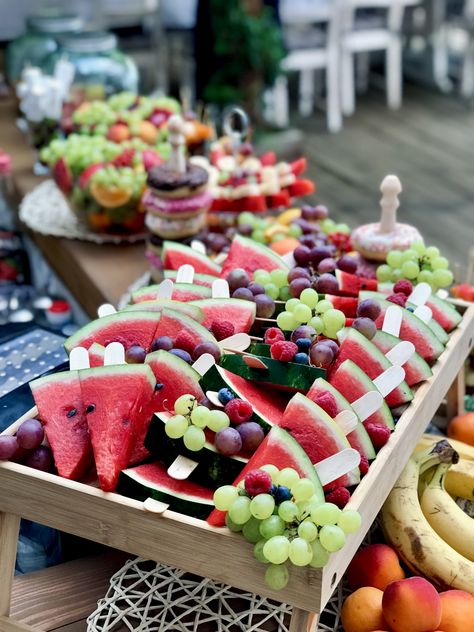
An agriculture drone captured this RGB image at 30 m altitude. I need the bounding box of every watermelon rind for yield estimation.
[220,234,289,279]
[164,270,216,288]
[371,330,432,386]
[118,461,214,519]
[162,241,221,276]
[145,349,204,406]
[155,308,219,347]
[190,298,256,333]
[123,299,204,322]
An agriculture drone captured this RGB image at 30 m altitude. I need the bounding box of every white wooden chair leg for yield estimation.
[432,25,452,93]
[290,607,316,631]
[387,37,402,110]
[461,41,474,99]
[272,75,290,128]
[0,512,20,617]
[341,50,355,116]
[299,69,315,117]
[326,53,343,133]
[356,51,371,94]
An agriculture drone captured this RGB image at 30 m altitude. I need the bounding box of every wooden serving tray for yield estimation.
[1,304,473,632]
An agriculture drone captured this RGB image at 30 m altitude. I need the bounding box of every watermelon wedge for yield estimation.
[64,312,162,353]
[371,330,432,386]
[118,461,215,519]
[123,299,204,322]
[333,328,413,408]
[220,234,289,279]
[164,270,216,288]
[162,241,221,276]
[307,377,376,461]
[280,393,359,490]
[132,283,212,303]
[29,371,92,480]
[88,343,105,367]
[335,270,378,296]
[79,364,156,491]
[325,295,358,318]
[145,350,204,412]
[191,298,256,333]
[154,308,219,349]
[207,426,324,527]
[329,360,394,430]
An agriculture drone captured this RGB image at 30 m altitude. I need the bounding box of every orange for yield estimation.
[341,587,389,632]
[271,237,300,255]
[88,212,112,231]
[90,183,132,209]
[447,413,474,447]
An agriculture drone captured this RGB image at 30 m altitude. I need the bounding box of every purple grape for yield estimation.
[352,317,377,340]
[357,298,381,321]
[314,204,329,219]
[255,294,275,318]
[237,422,264,453]
[288,267,311,283]
[151,335,173,352]
[248,282,265,296]
[289,277,311,298]
[299,235,316,249]
[227,268,250,292]
[192,341,221,362]
[215,427,242,456]
[16,419,44,450]
[317,258,337,274]
[310,246,332,266]
[290,325,316,343]
[206,233,229,253]
[170,348,192,363]
[337,255,358,274]
[293,246,311,267]
[301,205,320,221]
[125,345,147,364]
[238,224,253,236]
[294,218,313,234]
[309,343,334,369]
[315,339,339,356]
[232,287,255,301]
[0,435,19,460]
[315,273,339,294]
[25,446,53,472]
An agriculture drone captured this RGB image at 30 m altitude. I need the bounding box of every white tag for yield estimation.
[70,346,90,370]
[408,282,431,307]
[314,448,361,486]
[167,455,198,480]
[212,279,230,299]
[281,252,295,267]
[143,498,169,514]
[436,289,449,299]
[219,333,251,352]
[191,353,216,376]
[243,355,268,370]
[351,391,384,421]
[156,279,174,300]
[385,341,415,366]
[414,304,432,324]
[97,303,117,318]
[206,390,225,408]
[334,410,358,435]
[104,342,126,366]
[382,305,403,337]
[176,264,195,284]
[191,240,207,255]
[373,365,406,397]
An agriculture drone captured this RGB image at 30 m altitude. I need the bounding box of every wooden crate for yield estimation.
[1,304,473,632]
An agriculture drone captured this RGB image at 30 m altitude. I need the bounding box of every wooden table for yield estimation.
[0,98,148,318]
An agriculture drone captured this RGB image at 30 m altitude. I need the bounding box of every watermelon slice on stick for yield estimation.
[370,330,432,386]
[154,308,220,349]
[220,234,289,279]
[132,284,212,303]
[162,241,221,276]
[123,299,205,322]
[191,298,256,333]
[164,269,216,288]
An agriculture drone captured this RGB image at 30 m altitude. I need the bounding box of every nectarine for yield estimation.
[346,543,405,591]
[448,412,474,446]
[382,577,441,632]
[341,587,388,632]
[439,589,474,632]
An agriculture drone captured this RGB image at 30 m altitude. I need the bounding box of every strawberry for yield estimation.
[267,190,290,209]
[290,157,307,176]
[259,151,277,166]
[53,157,73,194]
[78,163,105,189]
[287,179,315,197]
[237,195,267,212]
[142,149,163,171]
[112,148,135,168]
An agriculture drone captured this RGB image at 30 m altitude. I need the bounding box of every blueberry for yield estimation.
[218,388,235,405]
[275,485,292,503]
[293,352,309,365]
[269,484,278,497]
[296,338,311,352]
[170,348,192,364]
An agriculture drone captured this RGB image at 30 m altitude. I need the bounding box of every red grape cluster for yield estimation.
[0,418,53,472]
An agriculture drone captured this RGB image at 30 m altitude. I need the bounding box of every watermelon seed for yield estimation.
[155,383,164,391]
[66,408,77,418]
[122,419,130,427]
[86,404,96,413]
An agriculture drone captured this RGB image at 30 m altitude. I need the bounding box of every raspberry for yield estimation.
[224,398,253,425]
[393,279,413,297]
[264,327,285,345]
[211,320,235,341]
[313,392,338,418]
[359,455,369,476]
[364,422,391,449]
[174,331,195,353]
[244,469,272,497]
[270,340,298,362]
[325,487,350,509]
[112,147,135,167]
[387,293,407,307]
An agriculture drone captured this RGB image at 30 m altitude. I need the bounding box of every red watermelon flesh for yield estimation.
[88,343,105,368]
[207,426,324,527]
[220,234,289,279]
[371,330,432,386]
[154,308,219,348]
[190,298,256,334]
[335,270,378,297]
[280,393,359,490]
[132,284,211,304]
[79,364,156,491]
[332,328,413,408]
[162,241,221,276]
[424,295,462,333]
[164,270,216,288]
[329,360,394,430]
[325,295,358,318]
[123,299,204,322]
[30,371,92,480]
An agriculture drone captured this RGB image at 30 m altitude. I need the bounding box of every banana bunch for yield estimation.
[381,440,474,593]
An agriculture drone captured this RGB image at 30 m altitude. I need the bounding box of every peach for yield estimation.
[341,587,389,632]
[346,544,405,591]
[439,589,474,631]
[107,123,130,143]
[382,577,441,632]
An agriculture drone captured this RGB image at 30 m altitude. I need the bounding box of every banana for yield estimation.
[416,434,474,462]
[445,459,474,501]
[381,441,474,593]
[420,463,474,562]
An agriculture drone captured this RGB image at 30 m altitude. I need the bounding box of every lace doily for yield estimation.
[19,179,147,244]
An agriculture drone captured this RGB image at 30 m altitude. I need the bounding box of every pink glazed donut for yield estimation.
[351,222,423,261]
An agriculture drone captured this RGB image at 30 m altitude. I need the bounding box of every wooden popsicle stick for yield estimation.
[97,303,117,318]
[104,342,126,366]
[351,391,384,421]
[212,278,230,299]
[385,341,415,366]
[143,498,170,514]
[408,282,431,307]
[219,333,251,352]
[176,264,195,284]
[334,410,358,435]
[191,353,216,376]
[382,305,402,337]
[314,448,361,486]
[436,289,449,299]
[414,304,432,324]
[281,252,296,267]
[69,346,90,370]
[167,455,199,480]
[214,252,228,266]
[372,365,406,397]
[243,355,268,370]
[206,391,224,408]
[156,279,174,299]
[191,240,207,255]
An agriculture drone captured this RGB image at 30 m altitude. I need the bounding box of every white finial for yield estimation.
[379,175,402,234]
[167,114,186,174]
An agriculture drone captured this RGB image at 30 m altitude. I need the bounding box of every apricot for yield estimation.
[271,237,300,255]
[346,543,405,591]
[382,577,441,632]
[107,123,130,143]
[447,412,474,447]
[139,120,158,144]
[439,589,474,632]
[341,587,388,632]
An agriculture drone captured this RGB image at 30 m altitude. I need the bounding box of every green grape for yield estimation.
[270,269,289,288]
[228,496,252,525]
[319,524,346,552]
[376,264,393,283]
[254,540,269,564]
[214,485,239,511]
[238,211,255,227]
[309,316,324,333]
[288,224,303,238]
[254,270,272,286]
[300,288,319,309]
[432,269,453,288]
[431,256,449,270]
[320,218,336,234]
[292,478,315,502]
[338,509,362,534]
[264,283,280,300]
[293,303,312,324]
[401,249,418,262]
[259,515,286,539]
[335,223,350,234]
[289,537,313,566]
[315,300,333,314]
[285,298,301,313]
[401,261,420,280]
[279,286,291,301]
[226,513,243,532]
[206,410,230,432]
[252,230,266,244]
[277,311,298,331]
[276,467,300,488]
[174,394,196,416]
[183,426,206,451]
[390,268,403,282]
[260,464,279,481]
[309,539,330,568]
[411,241,426,255]
[298,520,318,542]
[417,269,433,284]
[322,308,345,332]
[278,500,298,522]
[164,414,188,439]
[242,517,263,543]
[386,250,403,268]
[311,502,341,526]
[265,563,289,590]
[425,246,440,260]
[250,494,275,520]
[190,406,211,428]
[263,536,290,565]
